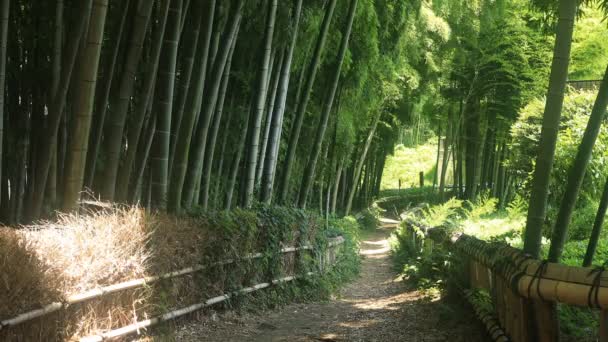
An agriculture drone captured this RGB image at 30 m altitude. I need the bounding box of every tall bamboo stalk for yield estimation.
[100,0,154,201]
[61,0,109,211]
[260,0,303,203]
[277,0,337,204]
[150,0,183,208]
[298,0,358,208]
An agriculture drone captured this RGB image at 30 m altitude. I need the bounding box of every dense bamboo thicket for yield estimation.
[2,0,608,282]
[0,0,441,223]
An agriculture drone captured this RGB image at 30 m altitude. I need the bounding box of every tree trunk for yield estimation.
[199,34,236,210]
[277,0,337,204]
[260,0,303,204]
[129,108,156,203]
[439,108,453,200]
[168,1,203,179]
[113,1,172,203]
[150,0,183,209]
[182,3,242,208]
[25,0,92,221]
[433,125,441,189]
[100,0,154,201]
[61,0,108,211]
[345,112,381,215]
[331,157,344,214]
[256,50,283,186]
[0,0,9,209]
[548,64,608,262]
[239,0,277,208]
[213,95,235,209]
[84,0,130,189]
[225,112,249,210]
[167,0,217,213]
[583,178,608,267]
[297,0,357,208]
[523,0,577,258]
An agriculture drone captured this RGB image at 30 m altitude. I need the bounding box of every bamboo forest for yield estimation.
[4,0,608,341]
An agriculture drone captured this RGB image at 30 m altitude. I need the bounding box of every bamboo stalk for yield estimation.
[0,238,344,330]
[79,272,318,341]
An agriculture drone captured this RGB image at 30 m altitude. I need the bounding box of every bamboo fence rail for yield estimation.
[0,236,344,332]
[400,217,608,341]
[78,273,312,342]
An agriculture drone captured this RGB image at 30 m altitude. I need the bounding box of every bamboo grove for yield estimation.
[0,0,399,223]
[2,0,608,240]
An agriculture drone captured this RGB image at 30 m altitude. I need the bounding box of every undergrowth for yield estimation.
[390,193,606,341]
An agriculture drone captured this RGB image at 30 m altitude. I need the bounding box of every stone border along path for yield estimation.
[141,220,488,341]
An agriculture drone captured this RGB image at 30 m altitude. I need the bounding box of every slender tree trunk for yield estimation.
[0,0,9,209]
[114,1,172,203]
[277,0,337,204]
[439,108,453,200]
[298,0,357,208]
[260,0,303,203]
[182,4,242,208]
[524,0,577,258]
[256,51,283,186]
[168,1,203,179]
[25,0,92,221]
[331,157,344,214]
[345,112,381,215]
[168,0,217,213]
[84,0,130,189]
[129,108,156,203]
[100,0,154,201]
[239,0,277,208]
[62,0,108,211]
[225,112,249,210]
[200,34,236,210]
[150,0,183,208]
[433,125,441,190]
[179,0,190,34]
[583,178,608,267]
[45,0,63,207]
[213,95,234,208]
[472,115,487,199]
[464,97,480,200]
[548,65,608,262]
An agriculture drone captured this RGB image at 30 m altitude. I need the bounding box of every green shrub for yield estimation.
[357,203,383,230]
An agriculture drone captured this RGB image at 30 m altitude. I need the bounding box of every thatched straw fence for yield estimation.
[1,236,344,341]
[0,206,353,341]
[401,219,608,342]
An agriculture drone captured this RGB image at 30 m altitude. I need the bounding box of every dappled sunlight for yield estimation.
[360,234,391,256]
[343,291,424,311]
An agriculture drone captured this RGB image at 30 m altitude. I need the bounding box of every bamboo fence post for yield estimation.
[600,310,608,342]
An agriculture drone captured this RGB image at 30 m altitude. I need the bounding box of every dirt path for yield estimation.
[167,223,487,341]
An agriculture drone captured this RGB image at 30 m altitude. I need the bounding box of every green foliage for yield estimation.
[570,4,608,80]
[421,197,464,228]
[376,186,443,215]
[381,139,440,190]
[509,89,608,208]
[186,205,361,310]
[357,202,383,231]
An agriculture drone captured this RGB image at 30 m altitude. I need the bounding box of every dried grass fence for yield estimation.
[402,220,608,342]
[0,207,348,341]
[1,236,344,341]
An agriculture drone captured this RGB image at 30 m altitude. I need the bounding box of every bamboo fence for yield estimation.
[399,218,608,341]
[0,236,344,339]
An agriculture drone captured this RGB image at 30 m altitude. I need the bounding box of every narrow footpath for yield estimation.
[166,222,486,341]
